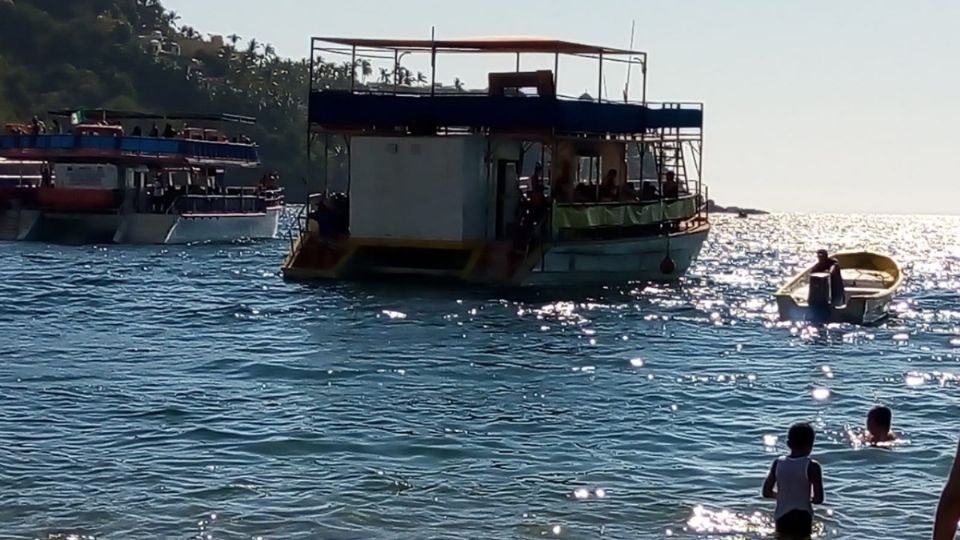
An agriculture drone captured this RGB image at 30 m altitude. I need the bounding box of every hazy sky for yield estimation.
[164,0,959,214]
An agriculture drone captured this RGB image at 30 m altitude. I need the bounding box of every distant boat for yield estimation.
[0,109,283,244]
[775,251,903,325]
[737,210,748,218]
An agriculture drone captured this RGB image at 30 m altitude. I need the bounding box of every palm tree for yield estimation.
[264,44,276,59]
[454,77,464,91]
[163,10,180,30]
[227,34,241,48]
[416,71,427,86]
[358,59,372,82]
[379,68,391,84]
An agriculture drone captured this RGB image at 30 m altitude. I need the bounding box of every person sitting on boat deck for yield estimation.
[552,162,574,203]
[131,125,143,137]
[570,182,593,202]
[640,181,659,201]
[864,405,898,445]
[599,169,620,202]
[30,116,46,136]
[149,123,160,137]
[662,170,680,199]
[163,123,177,138]
[51,119,61,134]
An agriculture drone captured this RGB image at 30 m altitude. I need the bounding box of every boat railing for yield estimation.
[288,203,308,253]
[347,87,704,112]
[164,188,285,215]
[0,134,260,163]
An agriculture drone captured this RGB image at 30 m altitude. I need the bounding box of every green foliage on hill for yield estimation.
[0,0,355,198]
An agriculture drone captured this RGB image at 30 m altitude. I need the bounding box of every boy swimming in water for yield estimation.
[762,422,825,540]
[864,405,897,444]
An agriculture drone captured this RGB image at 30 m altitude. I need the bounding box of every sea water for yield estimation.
[1,213,959,539]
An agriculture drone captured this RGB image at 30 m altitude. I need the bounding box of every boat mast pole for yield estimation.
[641,53,647,105]
[597,52,603,103]
[553,51,559,88]
[307,38,315,193]
[430,26,437,97]
[349,45,356,92]
[393,49,399,93]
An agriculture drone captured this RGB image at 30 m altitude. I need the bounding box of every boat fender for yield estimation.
[659,254,676,275]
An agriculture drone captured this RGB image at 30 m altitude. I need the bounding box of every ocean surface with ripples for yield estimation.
[2,213,960,539]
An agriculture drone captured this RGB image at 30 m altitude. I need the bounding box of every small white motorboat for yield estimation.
[775,251,903,325]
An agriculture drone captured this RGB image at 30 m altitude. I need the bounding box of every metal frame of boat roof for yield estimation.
[309,34,649,105]
[47,109,257,125]
[313,36,645,56]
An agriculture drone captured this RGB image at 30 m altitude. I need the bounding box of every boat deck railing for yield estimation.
[308,91,703,136]
[165,188,284,215]
[0,134,260,164]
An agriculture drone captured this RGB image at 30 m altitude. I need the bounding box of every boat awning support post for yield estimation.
[349,45,356,92]
[430,26,437,97]
[597,52,604,103]
[553,51,559,87]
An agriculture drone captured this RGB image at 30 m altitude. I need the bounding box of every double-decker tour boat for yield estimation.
[282,36,708,285]
[0,110,283,244]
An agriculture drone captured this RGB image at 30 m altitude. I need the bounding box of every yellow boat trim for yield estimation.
[348,237,485,250]
[458,244,487,280]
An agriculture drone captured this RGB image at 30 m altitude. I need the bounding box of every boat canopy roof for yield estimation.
[47,109,257,125]
[313,36,644,57]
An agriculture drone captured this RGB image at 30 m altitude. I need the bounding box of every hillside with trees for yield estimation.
[0,0,362,200]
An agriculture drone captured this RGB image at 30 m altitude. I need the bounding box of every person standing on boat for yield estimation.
[662,170,679,199]
[811,250,838,273]
[811,249,845,306]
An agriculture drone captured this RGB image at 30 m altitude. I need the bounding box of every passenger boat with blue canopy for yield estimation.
[0,110,283,244]
[282,35,708,285]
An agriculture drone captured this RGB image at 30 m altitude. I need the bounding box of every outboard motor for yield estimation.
[807,272,833,323]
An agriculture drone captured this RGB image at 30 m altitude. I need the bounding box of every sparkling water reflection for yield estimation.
[1,213,960,539]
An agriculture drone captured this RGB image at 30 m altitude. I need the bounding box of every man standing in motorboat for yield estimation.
[811,249,838,273]
[811,249,845,306]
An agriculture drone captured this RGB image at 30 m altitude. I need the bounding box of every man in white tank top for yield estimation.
[762,422,825,539]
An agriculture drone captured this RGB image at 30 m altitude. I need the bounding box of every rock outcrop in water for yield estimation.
[706,200,769,215]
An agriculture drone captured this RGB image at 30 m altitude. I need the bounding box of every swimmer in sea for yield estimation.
[864,405,897,445]
[762,422,825,540]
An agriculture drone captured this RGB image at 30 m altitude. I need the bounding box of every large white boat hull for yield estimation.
[0,207,281,244]
[524,224,710,285]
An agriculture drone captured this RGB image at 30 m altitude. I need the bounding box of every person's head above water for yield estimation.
[787,422,816,456]
[816,249,829,262]
[867,406,893,440]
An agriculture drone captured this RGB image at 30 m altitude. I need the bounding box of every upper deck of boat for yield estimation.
[308,36,703,139]
[0,110,260,168]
